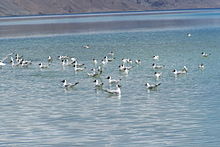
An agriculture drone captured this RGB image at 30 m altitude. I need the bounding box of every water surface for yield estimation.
[0,9,220,147]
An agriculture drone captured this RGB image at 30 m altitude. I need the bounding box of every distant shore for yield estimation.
[0,9,220,39]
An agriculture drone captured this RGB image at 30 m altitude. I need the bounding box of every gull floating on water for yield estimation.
[154,72,162,79]
[173,66,188,75]
[106,76,121,84]
[58,56,70,60]
[103,84,121,95]
[199,64,205,70]
[101,59,108,66]
[11,55,31,67]
[119,64,132,72]
[93,80,104,89]
[118,65,124,71]
[135,59,141,65]
[145,82,161,90]
[87,68,102,78]
[73,65,86,71]
[122,58,132,64]
[61,59,73,66]
[152,63,165,69]
[173,69,187,75]
[83,45,90,49]
[87,68,96,77]
[73,60,85,67]
[0,61,6,67]
[39,63,50,69]
[173,69,185,75]
[201,52,211,57]
[21,57,32,65]
[92,59,98,66]
[121,67,130,75]
[19,59,31,67]
[153,55,159,60]
[15,53,23,62]
[0,52,14,66]
[10,57,20,67]
[61,80,79,89]
[108,51,114,57]
[182,66,188,72]
[104,56,115,62]
[48,56,53,63]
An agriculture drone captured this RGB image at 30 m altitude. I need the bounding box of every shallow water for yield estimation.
[0,9,220,146]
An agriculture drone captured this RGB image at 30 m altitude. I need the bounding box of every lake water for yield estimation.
[0,9,220,146]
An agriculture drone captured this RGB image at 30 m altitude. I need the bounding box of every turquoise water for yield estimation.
[0,9,220,146]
